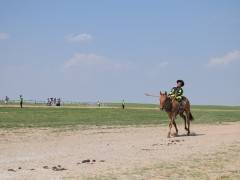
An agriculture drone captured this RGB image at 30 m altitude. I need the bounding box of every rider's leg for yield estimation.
[177,96,183,110]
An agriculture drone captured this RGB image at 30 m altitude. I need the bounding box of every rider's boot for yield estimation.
[178,99,183,110]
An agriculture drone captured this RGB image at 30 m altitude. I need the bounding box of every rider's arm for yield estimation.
[169,87,175,96]
[177,88,183,96]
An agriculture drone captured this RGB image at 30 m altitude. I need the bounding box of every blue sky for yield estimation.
[0,0,240,105]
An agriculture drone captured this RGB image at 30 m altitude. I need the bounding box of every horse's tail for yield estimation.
[183,97,194,121]
[189,112,194,121]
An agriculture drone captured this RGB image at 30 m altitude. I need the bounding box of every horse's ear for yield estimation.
[165,91,167,95]
[160,91,162,95]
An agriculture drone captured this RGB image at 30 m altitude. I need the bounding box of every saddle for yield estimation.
[170,95,186,101]
[170,96,187,110]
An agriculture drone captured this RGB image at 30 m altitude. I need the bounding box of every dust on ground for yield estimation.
[0,122,240,179]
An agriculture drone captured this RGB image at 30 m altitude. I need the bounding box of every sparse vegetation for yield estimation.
[0,104,239,179]
[0,105,240,129]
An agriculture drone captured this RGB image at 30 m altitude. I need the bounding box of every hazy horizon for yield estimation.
[1,1,240,106]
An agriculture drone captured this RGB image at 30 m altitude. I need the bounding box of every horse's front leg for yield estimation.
[167,117,174,138]
[172,120,178,136]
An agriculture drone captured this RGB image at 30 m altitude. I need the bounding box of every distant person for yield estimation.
[47,98,51,106]
[97,101,100,107]
[122,100,125,110]
[20,95,23,108]
[56,98,61,106]
[54,98,56,105]
[5,96,9,106]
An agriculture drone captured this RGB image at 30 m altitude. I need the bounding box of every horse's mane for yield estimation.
[164,97,173,112]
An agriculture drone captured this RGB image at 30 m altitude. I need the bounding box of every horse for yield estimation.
[159,91,194,138]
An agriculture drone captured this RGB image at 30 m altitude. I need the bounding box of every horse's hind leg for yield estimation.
[180,113,188,131]
[187,117,190,135]
[187,119,190,135]
[186,113,190,135]
[172,120,178,136]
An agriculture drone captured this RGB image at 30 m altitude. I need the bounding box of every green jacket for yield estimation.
[169,87,183,99]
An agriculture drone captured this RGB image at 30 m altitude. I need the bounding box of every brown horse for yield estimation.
[159,91,194,138]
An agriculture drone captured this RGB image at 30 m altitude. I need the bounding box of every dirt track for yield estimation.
[0,122,240,179]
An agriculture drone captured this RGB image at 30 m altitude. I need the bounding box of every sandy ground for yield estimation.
[0,122,240,179]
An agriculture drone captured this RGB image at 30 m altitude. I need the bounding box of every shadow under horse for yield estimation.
[159,91,194,138]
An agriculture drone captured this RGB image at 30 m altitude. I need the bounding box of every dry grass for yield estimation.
[102,143,240,180]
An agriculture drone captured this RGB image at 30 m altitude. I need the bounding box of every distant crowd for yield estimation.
[47,98,61,106]
[2,96,125,109]
[2,95,62,108]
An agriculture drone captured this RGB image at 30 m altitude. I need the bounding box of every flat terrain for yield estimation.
[0,123,239,179]
[1,105,240,128]
[0,105,240,179]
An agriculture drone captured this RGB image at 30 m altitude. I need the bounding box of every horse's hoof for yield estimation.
[167,132,171,138]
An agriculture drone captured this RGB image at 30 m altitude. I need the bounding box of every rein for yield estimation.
[163,97,173,112]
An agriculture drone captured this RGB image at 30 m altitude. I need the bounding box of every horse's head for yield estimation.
[159,91,168,110]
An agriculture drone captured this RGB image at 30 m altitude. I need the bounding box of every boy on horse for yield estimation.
[169,80,184,110]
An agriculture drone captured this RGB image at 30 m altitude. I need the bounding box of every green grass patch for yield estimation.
[0,105,240,129]
[0,107,167,129]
